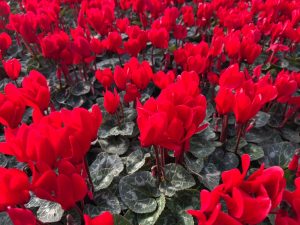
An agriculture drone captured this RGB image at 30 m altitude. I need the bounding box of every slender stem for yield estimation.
[235,124,244,154]
[220,114,229,143]
[159,146,165,179]
[84,157,94,194]
[120,103,125,121]
[154,145,162,181]
[115,112,121,127]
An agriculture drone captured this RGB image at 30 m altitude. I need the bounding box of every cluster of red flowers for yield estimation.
[0,68,113,223]
[188,154,286,224]
[137,71,207,161]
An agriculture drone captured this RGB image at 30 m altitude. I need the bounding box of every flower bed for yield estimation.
[0,0,299,224]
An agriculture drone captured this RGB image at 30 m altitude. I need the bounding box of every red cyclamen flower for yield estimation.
[2,58,21,80]
[84,211,114,225]
[104,89,120,114]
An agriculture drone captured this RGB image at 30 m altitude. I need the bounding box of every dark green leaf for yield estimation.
[159,163,195,197]
[209,149,239,171]
[90,152,124,191]
[84,204,102,218]
[65,94,85,108]
[114,214,132,225]
[280,127,300,143]
[94,190,121,214]
[184,153,204,174]
[99,136,130,155]
[254,111,271,128]
[240,144,264,161]
[119,171,160,214]
[123,108,137,122]
[200,163,221,190]
[166,189,200,212]
[137,195,166,225]
[262,142,296,168]
[54,88,70,104]
[126,149,151,174]
[99,122,135,139]
[70,81,91,96]
[245,127,274,144]
[0,212,12,225]
[226,137,247,152]
[155,208,194,225]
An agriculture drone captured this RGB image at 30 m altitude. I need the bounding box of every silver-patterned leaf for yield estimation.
[0,154,8,167]
[240,144,264,161]
[70,81,91,96]
[280,127,300,143]
[0,212,12,225]
[155,208,194,225]
[25,195,48,208]
[65,94,85,108]
[226,137,247,152]
[209,149,239,171]
[83,204,102,218]
[205,102,215,120]
[167,189,200,212]
[123,108,137,122]
[184,153,204,174]
[37,201,64,223]
[119,171,160,214]
[159,164,195,197]
[90,152,124,191]
[262,142,296,168]
[99,136,130,155]
[96,58,119,69]
[94,190,121,214]
[254,111,271,128]
[137,195,166,225]
[99,122,135,139]
[200,163,221,190]
[126,149,151,174]
[245,127,277,144]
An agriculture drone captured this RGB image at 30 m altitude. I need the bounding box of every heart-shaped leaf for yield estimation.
[184,153,204,174]
[119,171,160,214]
[262,141,296,168]
[254,111,271,128]
[159,164,195,197]
[99,136,130,155]
[137,195,166,225]
[240,144,264,161]
[37,201,64,223]
[70,81,91,96]
[90,152,124,191]
[94,190,121,214]
[126,149,151,174]
[200,163,221,190]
